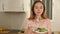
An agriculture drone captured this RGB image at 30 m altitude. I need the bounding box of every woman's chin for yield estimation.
[36,14,41,16]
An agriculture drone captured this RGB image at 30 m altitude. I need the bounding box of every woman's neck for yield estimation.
[34,15,42,23]
[35,15,42,19]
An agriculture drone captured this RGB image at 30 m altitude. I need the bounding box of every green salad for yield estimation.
[34,28,48,32]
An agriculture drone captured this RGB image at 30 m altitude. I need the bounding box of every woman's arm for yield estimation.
[24,27,31,34]
[23,19,32,34]
[46,19,52,34]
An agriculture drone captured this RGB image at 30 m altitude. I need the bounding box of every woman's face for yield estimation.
[34,2,44,16]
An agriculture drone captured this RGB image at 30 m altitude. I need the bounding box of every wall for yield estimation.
[0,12,26,30]
[24,0,30,18]
[52,0,60,31]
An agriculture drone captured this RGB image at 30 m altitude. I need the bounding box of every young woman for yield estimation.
[23,1,51,34]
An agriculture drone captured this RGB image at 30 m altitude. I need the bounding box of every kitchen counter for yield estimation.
[0,29,24,34]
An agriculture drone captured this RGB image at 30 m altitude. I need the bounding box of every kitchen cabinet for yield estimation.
[0,0,30,12]
[4,0,24,12]
[1,0,24,12]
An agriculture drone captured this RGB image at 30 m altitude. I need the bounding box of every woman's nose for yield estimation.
[37,8,41,11]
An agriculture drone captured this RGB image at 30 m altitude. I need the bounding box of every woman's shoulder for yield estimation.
[43,18,51,23]
[43,18,50,21]
[25,18,33,23]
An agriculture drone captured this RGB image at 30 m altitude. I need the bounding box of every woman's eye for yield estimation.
[35,7,43,9]
[34,6,43,9]
[40,7,43,9]
[35,7,38,9]
[40,8,43,9]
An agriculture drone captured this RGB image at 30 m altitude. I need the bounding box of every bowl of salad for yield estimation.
[33,28,48,34]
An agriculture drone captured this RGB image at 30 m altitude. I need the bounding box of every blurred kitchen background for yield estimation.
[0,0,60,33]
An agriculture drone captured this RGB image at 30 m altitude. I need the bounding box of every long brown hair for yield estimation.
[28,1,47,20]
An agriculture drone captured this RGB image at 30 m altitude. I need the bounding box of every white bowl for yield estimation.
[33,28,48,34]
